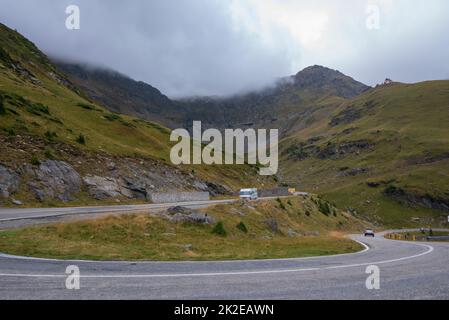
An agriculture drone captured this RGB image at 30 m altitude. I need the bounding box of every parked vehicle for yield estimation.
[364,229,375,237]
[239,188,258,200]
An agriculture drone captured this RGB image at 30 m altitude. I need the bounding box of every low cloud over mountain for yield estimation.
[1,0,448,97]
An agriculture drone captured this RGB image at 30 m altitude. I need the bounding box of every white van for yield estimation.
[239,188,258,200]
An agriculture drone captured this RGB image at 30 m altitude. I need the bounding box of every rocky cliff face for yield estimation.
[0,166,20,198]
[20,160,82,202]
[0,135,233,206]
[0,157,231,206]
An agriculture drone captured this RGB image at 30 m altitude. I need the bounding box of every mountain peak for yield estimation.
[295,65,346,81]
[291,65,370,98]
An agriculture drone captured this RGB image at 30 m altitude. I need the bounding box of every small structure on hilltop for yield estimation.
[376,78,394,88]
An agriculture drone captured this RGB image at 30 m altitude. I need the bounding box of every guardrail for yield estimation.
[426,236,449,241]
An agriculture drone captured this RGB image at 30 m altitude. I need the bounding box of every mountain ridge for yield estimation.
[54,60,185,128]
[2,21,449,227]
[54,60,370,132]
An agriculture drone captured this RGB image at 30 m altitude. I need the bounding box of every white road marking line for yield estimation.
[323,243,434,270]
[0,239,370,264]
[0,242,434,279]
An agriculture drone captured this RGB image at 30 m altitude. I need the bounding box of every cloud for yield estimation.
[0,0,448,97]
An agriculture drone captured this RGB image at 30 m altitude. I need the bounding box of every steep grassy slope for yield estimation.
[54,61,186,128]
[0,196,366,260]
[0,23,274,206]
[0,24,169,159]
[280,81,449,227]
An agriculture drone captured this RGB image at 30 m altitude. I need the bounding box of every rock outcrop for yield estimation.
[20,160,82,202]
[384,186,449,212]
[83,176,133,200]
[0,165,20,198]
[0,146,233,204]
[166,206,215,224]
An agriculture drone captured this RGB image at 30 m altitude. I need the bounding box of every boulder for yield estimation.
[11,199,23,205]
[167,206,214,225]
[83,176,133,200]
[0,165,20,198]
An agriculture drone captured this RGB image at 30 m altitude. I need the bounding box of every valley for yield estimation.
[1,21,448,228]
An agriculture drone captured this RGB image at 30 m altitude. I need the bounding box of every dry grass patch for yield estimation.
[0,197,367,261]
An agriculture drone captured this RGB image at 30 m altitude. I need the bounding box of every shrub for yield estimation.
[30,156,40,166]
[315,198,332,216]
[147,121,170,134]
[0,94,5,115]
[76,102,96,110]
[319,201,331,216]
[104,113,135,128]
[76,134,86,145]
[44,131,58,141]
[104,113,122,122]
[27,102,50,116]
[211,222,227,237]
[276,198,286,210]
[236,222,248,233]
[287,199,293,206]
[4,128,15,136]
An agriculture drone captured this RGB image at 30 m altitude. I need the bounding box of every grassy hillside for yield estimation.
[54,61,186,128]
[0,196,367,261]
[280,81,449,227]
[0,22,274,206]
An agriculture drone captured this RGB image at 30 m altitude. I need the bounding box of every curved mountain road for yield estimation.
[0,199,238,227]
[0,232,448,299]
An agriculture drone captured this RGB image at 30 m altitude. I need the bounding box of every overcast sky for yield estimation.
[0,0,448,97]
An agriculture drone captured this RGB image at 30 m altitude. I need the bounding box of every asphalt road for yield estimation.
[0,232,448,300]
[0,197,288,229]
[0,199,240,222]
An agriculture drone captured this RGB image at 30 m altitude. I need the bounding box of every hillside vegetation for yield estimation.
[0,196,366,261]
[0,23,274,207]
[280,81,449,227]
[1,21,447,227]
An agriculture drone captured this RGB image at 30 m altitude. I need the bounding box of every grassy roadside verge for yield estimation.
[0,197,367,261]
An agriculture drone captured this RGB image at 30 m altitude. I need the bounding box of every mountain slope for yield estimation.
[57,62,369,133]
[0,22,274,207]
[54,61,185,128]
[178,65,370,132]
[280,80,449,226]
